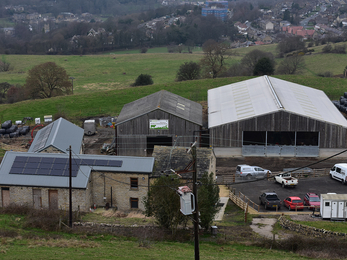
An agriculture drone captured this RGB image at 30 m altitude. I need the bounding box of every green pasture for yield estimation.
[0,75,346,124]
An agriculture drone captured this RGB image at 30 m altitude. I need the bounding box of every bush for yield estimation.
[133,74,153,86]
[176,61,200,81]
[140,47,148,53]
[317,71,333,77]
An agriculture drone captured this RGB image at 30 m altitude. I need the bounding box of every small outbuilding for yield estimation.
[28,117,84,155]
[320,193,347,220]
[115,90,203,156]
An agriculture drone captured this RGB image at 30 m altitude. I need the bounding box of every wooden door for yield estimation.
[33,189,42,209]
[49,190,58,210]
[1,188,10,207]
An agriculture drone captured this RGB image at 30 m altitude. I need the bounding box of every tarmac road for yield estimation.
[229,175,346,212]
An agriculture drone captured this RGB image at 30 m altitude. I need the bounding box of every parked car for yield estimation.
[274,172,298,188]
[259,192,281,210]
[283,196,304,211]
[236,165,271,179]
[330,163,347,184]
[303,192,320,210]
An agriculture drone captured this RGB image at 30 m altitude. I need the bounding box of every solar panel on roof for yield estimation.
[23,168,37,174]
[54,158,68,164]
[41,158,55,163]
[108,160,123,167]
[9,155,123,178]
[51,169,63,176]
[10,167,23,174]
[15,156,28,162]
[31,123,53,152]
[28,157,41,163]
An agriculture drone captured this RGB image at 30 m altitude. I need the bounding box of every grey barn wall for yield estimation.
[210,111,347,148]
[116,109,202,156]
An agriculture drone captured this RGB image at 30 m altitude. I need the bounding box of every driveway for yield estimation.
[229,175,344,212]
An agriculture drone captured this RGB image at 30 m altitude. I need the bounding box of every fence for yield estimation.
[228,188,260,214]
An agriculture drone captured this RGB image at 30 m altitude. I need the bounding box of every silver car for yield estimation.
[236,164,271,179]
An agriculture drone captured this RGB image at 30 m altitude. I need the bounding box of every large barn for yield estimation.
[208,76,347,157]
[115,90,203,156]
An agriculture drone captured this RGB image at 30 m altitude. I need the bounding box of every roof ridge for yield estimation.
[265,75,284,109]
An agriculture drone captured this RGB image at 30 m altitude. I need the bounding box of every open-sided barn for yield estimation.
[208,76,347,157]
[115,90,203,156]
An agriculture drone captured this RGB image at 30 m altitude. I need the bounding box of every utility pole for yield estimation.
[69,145,72,228]
[191,144,200,260]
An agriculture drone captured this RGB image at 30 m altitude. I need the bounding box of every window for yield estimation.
[325,202,330,207]
[130,178,138,189]
[130,198,138,208]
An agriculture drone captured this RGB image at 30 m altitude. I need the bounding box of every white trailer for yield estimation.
[84,119,97,135]
[320,193,347,219]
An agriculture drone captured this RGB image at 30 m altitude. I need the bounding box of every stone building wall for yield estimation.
[90,172,148,211]
[0,185,90,212]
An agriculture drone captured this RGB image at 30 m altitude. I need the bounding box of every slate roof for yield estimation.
[28,117,84,154]
[151,145,215,179]
[116,90,203,126]
[0,151,154,189]
[208,75,347,128]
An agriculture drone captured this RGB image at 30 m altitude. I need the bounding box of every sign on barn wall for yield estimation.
[149,119,169,129]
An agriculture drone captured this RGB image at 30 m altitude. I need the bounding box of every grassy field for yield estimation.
[1,42,347,95]
[0,205,318,260]
[0,74,346,124]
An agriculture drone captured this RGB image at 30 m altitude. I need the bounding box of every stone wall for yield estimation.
[0,185,90,211]
[278,216,347,238]
[90,172,148,211]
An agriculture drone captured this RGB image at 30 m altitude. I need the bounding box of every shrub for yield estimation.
[176,61,200,81]
[133,74,153,86]
[140,47,148,53]
[317,71,333,77]
[322,43,332,53]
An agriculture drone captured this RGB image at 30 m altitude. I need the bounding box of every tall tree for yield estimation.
[200,39,230,79]
[240,49,275,76]
[253,57,275,76]
[143,175,186,235]
[198,172,220,230]
[25,62,72,99]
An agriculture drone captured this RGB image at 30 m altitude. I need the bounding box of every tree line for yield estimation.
[0,4,249,55]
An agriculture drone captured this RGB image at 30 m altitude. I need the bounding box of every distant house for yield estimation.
[0,151,154,211]
[28,117,84,155]
[260,20,274,31]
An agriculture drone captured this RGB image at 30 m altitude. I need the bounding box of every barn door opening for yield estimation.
[147,136,172,156]
[33,189,42,209]
[49,190,58,210]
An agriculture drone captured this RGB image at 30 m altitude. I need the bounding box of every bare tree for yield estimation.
[25,62,72,99]
[276,55,306,75]
[0,60,11,72]
[200,39,230,79]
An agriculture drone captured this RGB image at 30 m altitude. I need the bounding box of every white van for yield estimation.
[330,163,347,184]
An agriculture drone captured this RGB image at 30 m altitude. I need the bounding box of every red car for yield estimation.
[283,196,304,211]
[303,192,320,210]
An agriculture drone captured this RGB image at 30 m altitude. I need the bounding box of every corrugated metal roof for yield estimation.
[0,152,154,189]
[321,194,347,200]
[208,76,347,128]
[28,117,84,154]
[116,90,203,126]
